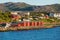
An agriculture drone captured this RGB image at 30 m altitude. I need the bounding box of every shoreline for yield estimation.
[0,24,59,32]
[0,22,60,32]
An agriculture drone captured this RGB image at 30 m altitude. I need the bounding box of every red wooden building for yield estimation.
[17,22,44,27]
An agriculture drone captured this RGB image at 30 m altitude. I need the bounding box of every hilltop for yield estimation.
[0,2,60,12]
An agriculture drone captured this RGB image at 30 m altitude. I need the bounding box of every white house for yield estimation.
[5,23,11,28]
[54,13,60,19]
[23,19,30,21]
[11,12,18,15]
[48,12,60,19]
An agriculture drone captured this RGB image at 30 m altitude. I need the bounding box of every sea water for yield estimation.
[0,27,60,40]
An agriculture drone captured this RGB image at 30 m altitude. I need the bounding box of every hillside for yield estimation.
[0,2,60,12]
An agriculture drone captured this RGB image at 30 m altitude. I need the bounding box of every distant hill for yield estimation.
[34,4,60,12]
[0,2,60,12]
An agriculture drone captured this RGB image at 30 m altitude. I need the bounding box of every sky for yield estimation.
[0,0,60,5]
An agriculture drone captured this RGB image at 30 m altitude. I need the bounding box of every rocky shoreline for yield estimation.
[0,22,60,32]
[0,24,59,32]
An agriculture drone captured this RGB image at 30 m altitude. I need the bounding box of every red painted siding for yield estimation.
[17,21,44,27]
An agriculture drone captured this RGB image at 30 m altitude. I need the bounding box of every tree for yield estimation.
[0,11,12,22]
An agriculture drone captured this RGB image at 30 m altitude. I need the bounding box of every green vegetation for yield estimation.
[0,11,60,23]
[29,12,60,23]
[0,11,12,22]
